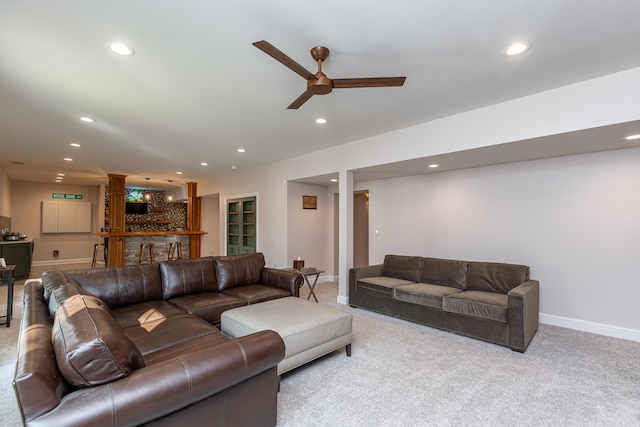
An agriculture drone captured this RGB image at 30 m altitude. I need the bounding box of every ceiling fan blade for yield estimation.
[253,40,316,80]
[332,77,406,88]
[287,90,314,109]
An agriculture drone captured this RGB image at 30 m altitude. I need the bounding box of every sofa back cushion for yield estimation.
[420,258,468,290]
[65,263,163,309]
[215,253,265,292]
[466,262,530,294]
[160,257,217,299]
[52,294,145,387]
[381,255,422,282]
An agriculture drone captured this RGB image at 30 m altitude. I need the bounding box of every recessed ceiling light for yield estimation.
[109,42,135,56]
[231,165,238,170]
[70,142,81,147]
[504,41,531,57]
[237,148,246,153]
[176,171,183,175]
[315,118,328,124]
[80,117,95,123]
[64,158,73,162]
[57,173,65,176]
[624,134,640,140]
[200,162,208,166]
[55,179,63,183]
[330,178,338,182]
[428,164,439,168]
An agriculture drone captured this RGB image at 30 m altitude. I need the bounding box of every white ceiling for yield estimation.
[1,1,640,190]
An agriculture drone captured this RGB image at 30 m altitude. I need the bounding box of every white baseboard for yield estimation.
[539,313,640,343]
[32,258,94,267]
[336,295,349,305]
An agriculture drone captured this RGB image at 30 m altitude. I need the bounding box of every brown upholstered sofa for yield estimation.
[349,255,539,352]
[13,253,303,427]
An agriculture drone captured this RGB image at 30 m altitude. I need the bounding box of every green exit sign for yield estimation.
[52,193,83,199]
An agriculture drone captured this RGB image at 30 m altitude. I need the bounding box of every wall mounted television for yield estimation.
[125,202,148,215]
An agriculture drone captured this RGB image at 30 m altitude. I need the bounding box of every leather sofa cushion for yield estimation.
[215,253,265,292]
[394,283,462,309]
[466,262,530,294]
[124,313,220,357]
[111,300,187,328]
[160,257,217,299]
[168,293,246,324]
[52,294,145,387]
[66,263,164,309]
[47,281,100,318]
[381,255,422,282]
[222,284,292,305]
[442,291,508,323]
[420,258,468,290]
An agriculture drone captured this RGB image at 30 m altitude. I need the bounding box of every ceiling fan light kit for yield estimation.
[253,40,406,109]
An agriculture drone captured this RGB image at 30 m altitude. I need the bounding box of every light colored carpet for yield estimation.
[2,273,639,426]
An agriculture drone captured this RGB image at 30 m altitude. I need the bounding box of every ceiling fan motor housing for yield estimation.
[308,73,333,94]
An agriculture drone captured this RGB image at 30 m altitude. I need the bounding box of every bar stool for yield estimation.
[168,242,183,260]
[91,243,107,268]
[139,243,155,264]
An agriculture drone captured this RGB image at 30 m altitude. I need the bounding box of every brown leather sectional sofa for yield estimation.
[13,253,303,427]
[349,255,539,352]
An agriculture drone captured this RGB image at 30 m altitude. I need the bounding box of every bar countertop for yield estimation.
[98,231,207,237]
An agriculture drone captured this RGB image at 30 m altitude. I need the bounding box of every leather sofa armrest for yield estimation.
[507,280,539,352]
[260,267,303,297]
[28,330,285,427]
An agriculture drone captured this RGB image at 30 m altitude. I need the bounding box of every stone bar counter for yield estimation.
[98,231,207,266]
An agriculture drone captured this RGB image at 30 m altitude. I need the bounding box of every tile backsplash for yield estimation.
[0,215,11,232]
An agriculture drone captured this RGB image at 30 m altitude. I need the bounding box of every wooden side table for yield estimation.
[0,265,16,327]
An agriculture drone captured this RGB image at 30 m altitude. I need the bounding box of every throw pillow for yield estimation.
[52,294,145,387]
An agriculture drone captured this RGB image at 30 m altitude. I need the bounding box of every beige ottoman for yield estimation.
[221,297,352,375]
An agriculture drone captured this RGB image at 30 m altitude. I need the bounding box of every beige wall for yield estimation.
[0,165,10,217]
[286,182,330,271]
[200,195,220,257]
[10,181,101,263]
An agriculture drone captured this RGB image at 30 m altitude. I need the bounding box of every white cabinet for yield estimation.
[42,201,92,233]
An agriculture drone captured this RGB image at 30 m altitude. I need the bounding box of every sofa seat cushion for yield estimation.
[420,258,468,290]
[168,292,247,324]
[111,300,187,328]
[442,291,508,323]
[394,283,462,309]
[222,284,291,304]
[356,276,415,296]
[52,294,145,387]
[142,332,232,366]
[124,314,220,357]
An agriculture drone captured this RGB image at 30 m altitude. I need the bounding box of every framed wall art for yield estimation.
[302,195,317,209]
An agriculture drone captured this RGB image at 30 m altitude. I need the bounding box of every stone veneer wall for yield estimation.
[124,234,190,265]
[105,187,187,232]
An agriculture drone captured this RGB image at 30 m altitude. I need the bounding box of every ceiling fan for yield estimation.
[253,40,406,109]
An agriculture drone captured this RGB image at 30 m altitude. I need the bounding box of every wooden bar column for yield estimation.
[187,182,202,258]
[107,174,126,266]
